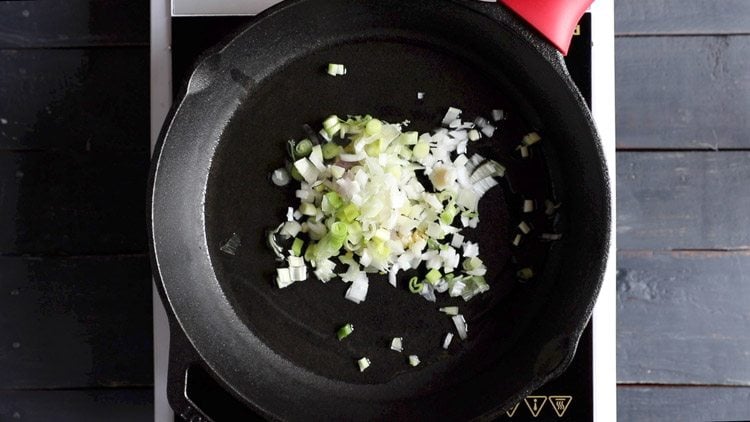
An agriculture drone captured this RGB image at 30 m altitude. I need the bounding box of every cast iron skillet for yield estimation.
[149,0,610,420]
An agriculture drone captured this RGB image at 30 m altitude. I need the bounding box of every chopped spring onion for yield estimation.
[492,109,505,121]
[291,238,304,256]
[443,333,454,349]
[452,314,468,340]
[408,355,421,367]
[271,168,291,186]
[417,91,425,100]
[294,139,313,158]
[220,233,241,256]
[270,111,513,305]
[322,142,342,160]
[518,221,531,234]
[337,323,354,340]
[357,357,371,372]
[408,276,423,293]
[520,145,530,159]
[523,199,535,213]
[425,268,442,284]
[327,63,346,76]
[390,337,403,352]
[299,202,317,216]
[293,158,319,184]
[439,306,459,316]
[517,267,534,281]
[468,129,481,142]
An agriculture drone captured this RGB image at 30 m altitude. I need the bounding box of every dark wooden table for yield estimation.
[0,0,748,420]
[0,0,153,420]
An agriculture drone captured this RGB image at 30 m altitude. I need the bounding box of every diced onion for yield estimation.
[357,357,371,372]
[272,168,291,186]
[452,314,468,340]
[439,306,459,316]
[390,337,403,352]
[443,333,454,349]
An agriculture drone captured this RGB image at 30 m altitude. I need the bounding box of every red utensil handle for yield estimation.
[498,0,593,55]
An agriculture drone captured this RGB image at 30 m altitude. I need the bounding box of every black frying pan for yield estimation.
[149,0,610,420]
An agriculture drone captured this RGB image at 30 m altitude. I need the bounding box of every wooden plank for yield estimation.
[0,48,149,152]
[617,152,750,250]
[617,251,750,385]
[618,385,750,422]
[0,388,153,421]
[0,0,148,48]
[0,150,148,255]
[0,255,152,389]
[615,0,750,35]
[615,36,750,149]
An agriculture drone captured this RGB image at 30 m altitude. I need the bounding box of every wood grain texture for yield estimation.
[0,150,148,255]
[616,36,750,150]
[0,0,148,48]
[0,48,149,152]
[0,388,152,421]
[617,251,750,385]
[618,386,750,422]
[0,255,152,389]
[615,0,750,35]
[617,152,750,250]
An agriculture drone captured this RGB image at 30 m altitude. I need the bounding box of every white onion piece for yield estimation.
[388,264,400,287]
[443,333,454,349]
[345,277,369,304]
[442,107,462,125]
[272,168,290,186]
[452,314,468,340]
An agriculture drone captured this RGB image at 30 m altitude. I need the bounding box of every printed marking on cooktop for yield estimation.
[548,396,573,417]
[523,396,548,418]
[505,402,520,417]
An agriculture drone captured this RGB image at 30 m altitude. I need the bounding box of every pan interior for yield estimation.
[204,39,559,386]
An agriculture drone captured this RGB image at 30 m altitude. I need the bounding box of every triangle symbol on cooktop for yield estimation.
[548,396,573,417]
[505,402,520,417]
[523,396,548,418]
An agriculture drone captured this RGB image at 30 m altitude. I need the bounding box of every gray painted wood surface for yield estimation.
[618,386,750,422]
[0,388,152,421]
[618,152,750,250]
[615,0,750,35]
[0,256,153,389]
[616,0,750,418]
[617,251,750,385]
[616,36,750,150]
